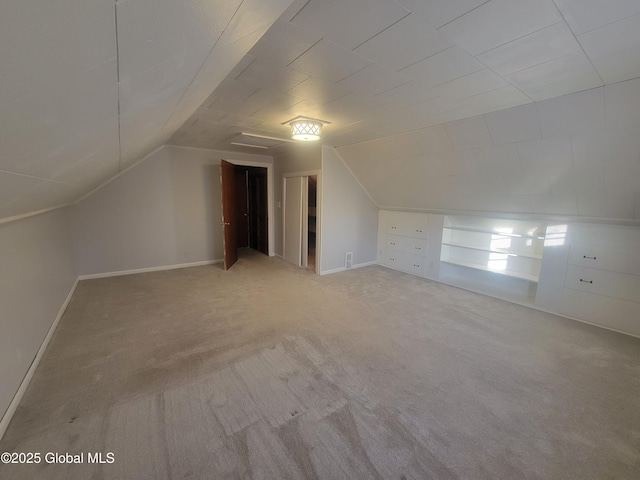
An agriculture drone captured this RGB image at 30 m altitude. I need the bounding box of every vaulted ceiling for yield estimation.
[2,0,640,222]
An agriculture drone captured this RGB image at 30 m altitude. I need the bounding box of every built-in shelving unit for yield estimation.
[440,216,546,283]
[438,215,547,305]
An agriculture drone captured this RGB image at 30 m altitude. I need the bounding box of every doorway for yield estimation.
[283,172,320,273]
[220,160,270,270]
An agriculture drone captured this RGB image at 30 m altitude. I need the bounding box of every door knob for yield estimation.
[221,222,231,226]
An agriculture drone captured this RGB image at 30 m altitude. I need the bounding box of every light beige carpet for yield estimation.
[1,249,639,479]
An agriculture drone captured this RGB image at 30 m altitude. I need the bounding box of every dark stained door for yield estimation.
[220,159,238,270]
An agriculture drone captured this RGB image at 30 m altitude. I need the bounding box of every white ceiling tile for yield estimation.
[119,42,212,117]
[523,71,604,102]
[337,64,410,97]
[462,194,533,213]
[279,0,309,22]
[505,169,551,195]
[286,77,351,104]
[431,69,509,102]
[453,85,532,114]
[605,77,640,132]
[570,132,611,169]
[554,0,640,35]
[530,194,578,215]
[438,0,562,55]
[235,58,309,93]
[463,144,521,171]
[445,116,492,150]
[507,51,603,100]
[322,92,389,126]
[221,0,294,45]
[374,81,439,108]
[0,0,115,101]
[577,192,635,219]
[248,19,322,66]
[353,14,453,70]
[410,125,455,158]
[517,137,573,170]
[477,22,582,76]
[396,0,490,29]
[116,0,237,80]
[399,46,484,87]
[549,167,605,197]
[288,39,372,83]
[0,60,119,178]
[592,47,640,85]
[537,87,605,138]
[291,0,410,50]
[237,89,303,117]
[484,104,541,145]
[577,14,640,61]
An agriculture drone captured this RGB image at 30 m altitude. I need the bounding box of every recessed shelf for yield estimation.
[443,225,544,240]
[441,241,543,259]
[440,259,540,283]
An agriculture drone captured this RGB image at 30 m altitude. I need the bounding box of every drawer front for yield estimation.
[386,235,427,256]
[386,212,428,239]
[559,288,640,337]
[564,265,640,303]
[568,242,640,275]
[384,251,426,277]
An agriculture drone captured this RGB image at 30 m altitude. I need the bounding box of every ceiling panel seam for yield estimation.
[551,0,606,85]
[160,1,246,133]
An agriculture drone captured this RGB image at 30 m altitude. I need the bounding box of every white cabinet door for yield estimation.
[560,288,640,337]
[565,265,640,303]
[568,242,640,275]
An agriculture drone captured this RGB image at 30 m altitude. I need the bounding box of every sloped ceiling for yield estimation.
[337,80,640,221]
[3,0,640,222]
[170,0,640,152]
[0,0,294,221]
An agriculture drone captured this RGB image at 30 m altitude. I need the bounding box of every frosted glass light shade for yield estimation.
[290,120,322,141]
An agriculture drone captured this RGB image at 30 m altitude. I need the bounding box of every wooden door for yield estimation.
[220,160,238,270]
[283,176,303,266]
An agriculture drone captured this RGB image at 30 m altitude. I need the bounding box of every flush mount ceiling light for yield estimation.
[283,116,330,141]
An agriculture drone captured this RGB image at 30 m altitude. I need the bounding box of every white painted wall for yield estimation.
[338,78,640,222]
[320,147,378,273]
[70,146,272,276]
[0,209,77,428]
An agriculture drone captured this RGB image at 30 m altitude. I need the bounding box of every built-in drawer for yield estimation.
[385,234,427,256]
[568,242,640,275]
[564,265,640,303]
[386,212,428,239]
[559,288,640,337]
[384,251,426,277]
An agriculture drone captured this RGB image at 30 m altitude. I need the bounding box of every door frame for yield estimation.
[221,158,274,257]
[283,170,322,273]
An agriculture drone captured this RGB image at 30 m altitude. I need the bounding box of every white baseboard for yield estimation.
[78,259,223,280]
[320,260,378,276]
[0,279,79,441]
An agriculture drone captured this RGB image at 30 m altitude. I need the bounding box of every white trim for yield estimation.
[221,158,275,257]
[0,279,79,441]
[319,260,378,276]
[78,260,223,280]
[0,204,71,226]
